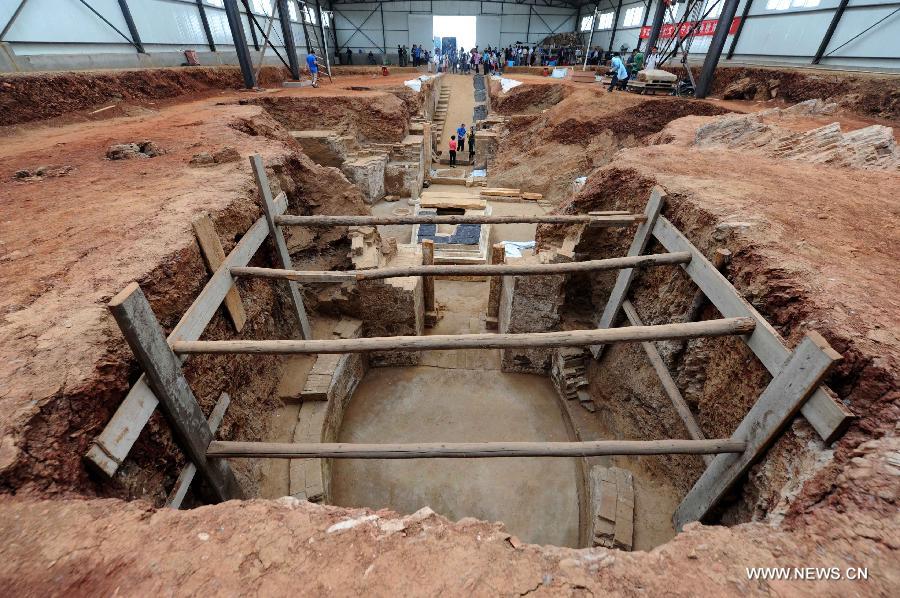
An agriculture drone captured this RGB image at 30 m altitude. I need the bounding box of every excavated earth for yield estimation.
[0,66,898,594]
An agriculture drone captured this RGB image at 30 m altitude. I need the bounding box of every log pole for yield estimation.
[231,252,692,283]
[208,439,746,459]
[173,318,756,355]
[275,214,646,227]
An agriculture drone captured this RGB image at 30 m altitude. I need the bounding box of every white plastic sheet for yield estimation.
[498,77,522,93]
[551,68,569,79]
[501,241,536,258]
[404,75,434,92]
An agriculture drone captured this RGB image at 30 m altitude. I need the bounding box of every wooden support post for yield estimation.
[486,242,505,330]
[422,121,432,164]
[422,239,436,327]
[622,300,711,465]
[193,214,247,332]
[674,332,841,529]
[652,216,854,444]
[250,154,312,340]
[684,248,731,324]
[85,193,289,478]
[208,438,746,459]
[108,283,243,502]
[172,317,755,355]
[166,392,231,509]
[592,187,666,359]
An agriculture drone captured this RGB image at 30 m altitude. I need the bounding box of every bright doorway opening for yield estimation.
[433,15,477,54]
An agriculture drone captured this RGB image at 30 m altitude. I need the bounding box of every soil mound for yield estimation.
[491,81,571,115]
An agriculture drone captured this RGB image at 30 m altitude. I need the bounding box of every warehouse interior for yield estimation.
[1,0,898,594]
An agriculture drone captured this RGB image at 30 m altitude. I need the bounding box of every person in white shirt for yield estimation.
[645,46,660,70]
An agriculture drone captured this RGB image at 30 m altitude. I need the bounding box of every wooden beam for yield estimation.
[108,283,243,502]
[232,252,692,282]
[422,239,435,316]
[486,242,505,330]
[591,187,666,359]
[172,318,755,355]
[674,332,841,529]
[85,193,289,477]
[250,154,311,340]
[166,392,231,509]
[651,216,854,444]
[275,214,646,227]
[192,214,247,332]
[208,438,746,459]
[622,300,711,465]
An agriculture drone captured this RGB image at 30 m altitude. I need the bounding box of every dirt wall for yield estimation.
[0,65,293,127]
[249,93,413,143]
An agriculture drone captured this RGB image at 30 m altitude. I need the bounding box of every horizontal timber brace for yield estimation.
[172,318,755,355]
[231,252,692,283]
[208,439,747,459]
[274,214,646,227]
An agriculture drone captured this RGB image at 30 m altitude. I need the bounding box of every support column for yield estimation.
[645,0,668,57]
[250,155,312,338]
[315,0,331,75]
[635,1,652,51]
[422,239,436,327]
[812,0,850,65]
[224,0,257,89]
[694,0,741,98]
[607,0,624,55]
[486,242,505,330]
[726,0,753,59]
[196,0,217,52]
[108,283,244,503]
[277,0,301,80]
[582,3,599,71]
[117,0,145,54]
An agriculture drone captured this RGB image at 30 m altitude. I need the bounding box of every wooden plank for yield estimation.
[422,239,435,315]
[172,317,756,355]
[208,438,746,458]
[622,300,712,465]
[233,252,692,282]
[192,214,247,332]
[486,242,505,330]
[85,193,289,477]
[166,392,231,509]
[276,214,645,226]
[591,187,666,359]
[231,267,358,283]
[250,154,311,340]
[420,196,486,210]
[651,217,854,443]
[108,283,243,502]
[673,332,841,529]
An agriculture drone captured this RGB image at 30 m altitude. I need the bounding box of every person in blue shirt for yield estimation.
[306,49,320,88]
[607,52,629,92]
[456,123,467,153]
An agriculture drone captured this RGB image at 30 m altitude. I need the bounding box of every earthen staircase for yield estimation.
[432,84,451,144]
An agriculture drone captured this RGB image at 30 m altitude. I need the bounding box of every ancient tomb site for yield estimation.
[1,64,899,596]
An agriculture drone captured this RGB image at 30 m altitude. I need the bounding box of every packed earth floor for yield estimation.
[0,63,898,595]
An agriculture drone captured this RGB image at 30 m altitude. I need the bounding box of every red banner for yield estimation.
[639,18,741,40]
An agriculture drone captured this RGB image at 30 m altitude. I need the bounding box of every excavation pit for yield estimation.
[1,66,898,593]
